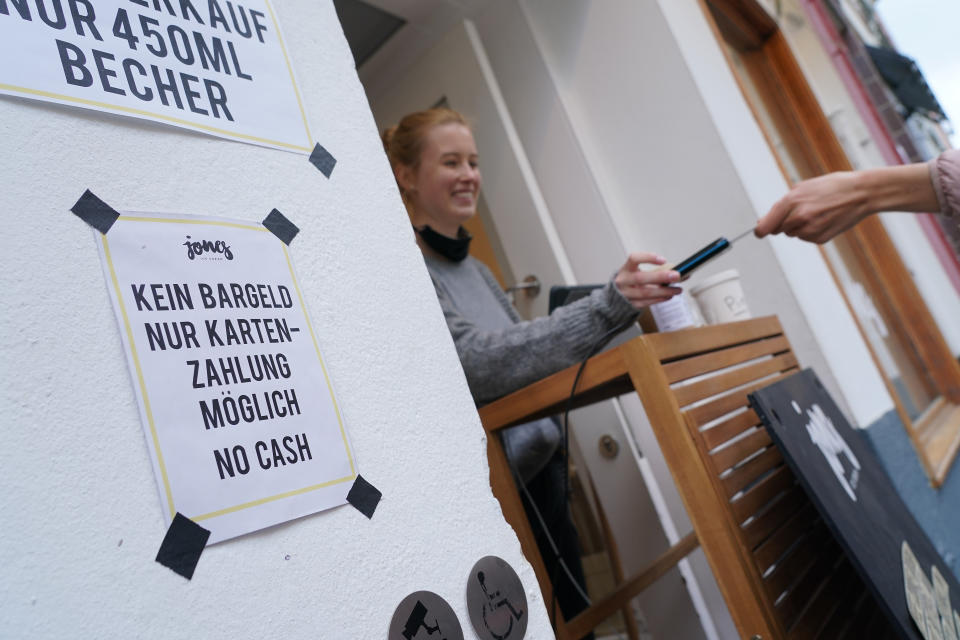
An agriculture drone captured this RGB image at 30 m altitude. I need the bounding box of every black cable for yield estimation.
[556,318,635,630]
[504,446,591,627]
[510,317,636,636]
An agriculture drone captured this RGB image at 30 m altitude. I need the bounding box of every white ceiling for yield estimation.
[350,0,489,100]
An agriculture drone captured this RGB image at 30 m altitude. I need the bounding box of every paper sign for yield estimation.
[921,566,944,640]
[934,567,957,640]
[905,542,930,637]
[97,212,355,543]
[0,0,313,152]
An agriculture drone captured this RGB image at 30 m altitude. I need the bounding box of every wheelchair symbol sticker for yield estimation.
[466,556,528,640]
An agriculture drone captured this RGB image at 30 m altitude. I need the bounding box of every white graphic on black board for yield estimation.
[804,403,860,501]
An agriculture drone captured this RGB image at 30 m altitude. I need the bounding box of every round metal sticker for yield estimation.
[465,556,528,640]
[388,590,464,640]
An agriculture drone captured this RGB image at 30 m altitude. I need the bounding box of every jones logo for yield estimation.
[184,236,234,261]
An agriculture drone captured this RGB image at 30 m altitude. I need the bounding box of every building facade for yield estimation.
[351,0,960,636]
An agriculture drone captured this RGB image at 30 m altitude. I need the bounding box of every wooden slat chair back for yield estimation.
[640,318,892,640]
[479,317,892,640]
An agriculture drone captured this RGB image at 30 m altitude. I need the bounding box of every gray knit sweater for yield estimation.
[424,254,639,480]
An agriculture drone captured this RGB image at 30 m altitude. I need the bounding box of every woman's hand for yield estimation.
[614,253,682,309]
[755,163,937,244]
[755,171,871,244]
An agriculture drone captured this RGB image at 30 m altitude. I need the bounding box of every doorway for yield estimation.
[362,17,713,640]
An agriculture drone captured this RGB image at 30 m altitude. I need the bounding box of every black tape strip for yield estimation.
[262,208,299,245]
[308,143,337,178]
[155,512,211,580]
[346,474,381,519]
[71,189,120,234]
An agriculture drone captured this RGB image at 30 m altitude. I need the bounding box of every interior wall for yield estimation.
[470,0,626,285]
[0,1,555,637]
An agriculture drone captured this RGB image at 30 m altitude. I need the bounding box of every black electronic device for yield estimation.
[673,227,754,280]
[674,237,731,280]
[548,284,603,314]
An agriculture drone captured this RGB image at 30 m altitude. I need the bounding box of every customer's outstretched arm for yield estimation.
[755,149,958,244]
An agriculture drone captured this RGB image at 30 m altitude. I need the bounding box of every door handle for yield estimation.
[505,274,541,301]
[599,434,620,459]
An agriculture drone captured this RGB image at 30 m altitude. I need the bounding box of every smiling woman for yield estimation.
[381,107,682,634]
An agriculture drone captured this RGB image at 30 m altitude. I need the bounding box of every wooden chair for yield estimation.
[479,316,891,639]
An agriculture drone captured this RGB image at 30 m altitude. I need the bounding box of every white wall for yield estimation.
[0,1,555,637]
[470,0,627,285]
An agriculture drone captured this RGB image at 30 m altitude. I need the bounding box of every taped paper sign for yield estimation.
[97,212,355,543]
[0,0,313,152]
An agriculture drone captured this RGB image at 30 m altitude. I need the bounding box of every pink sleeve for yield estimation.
[929,149,960,217]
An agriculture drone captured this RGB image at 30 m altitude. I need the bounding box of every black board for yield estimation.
[749,369,960,640]
[548,284,602,314]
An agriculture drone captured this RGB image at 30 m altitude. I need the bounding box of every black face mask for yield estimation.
[416,225,472,262]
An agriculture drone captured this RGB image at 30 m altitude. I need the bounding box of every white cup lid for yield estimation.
[690,268,741,294]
